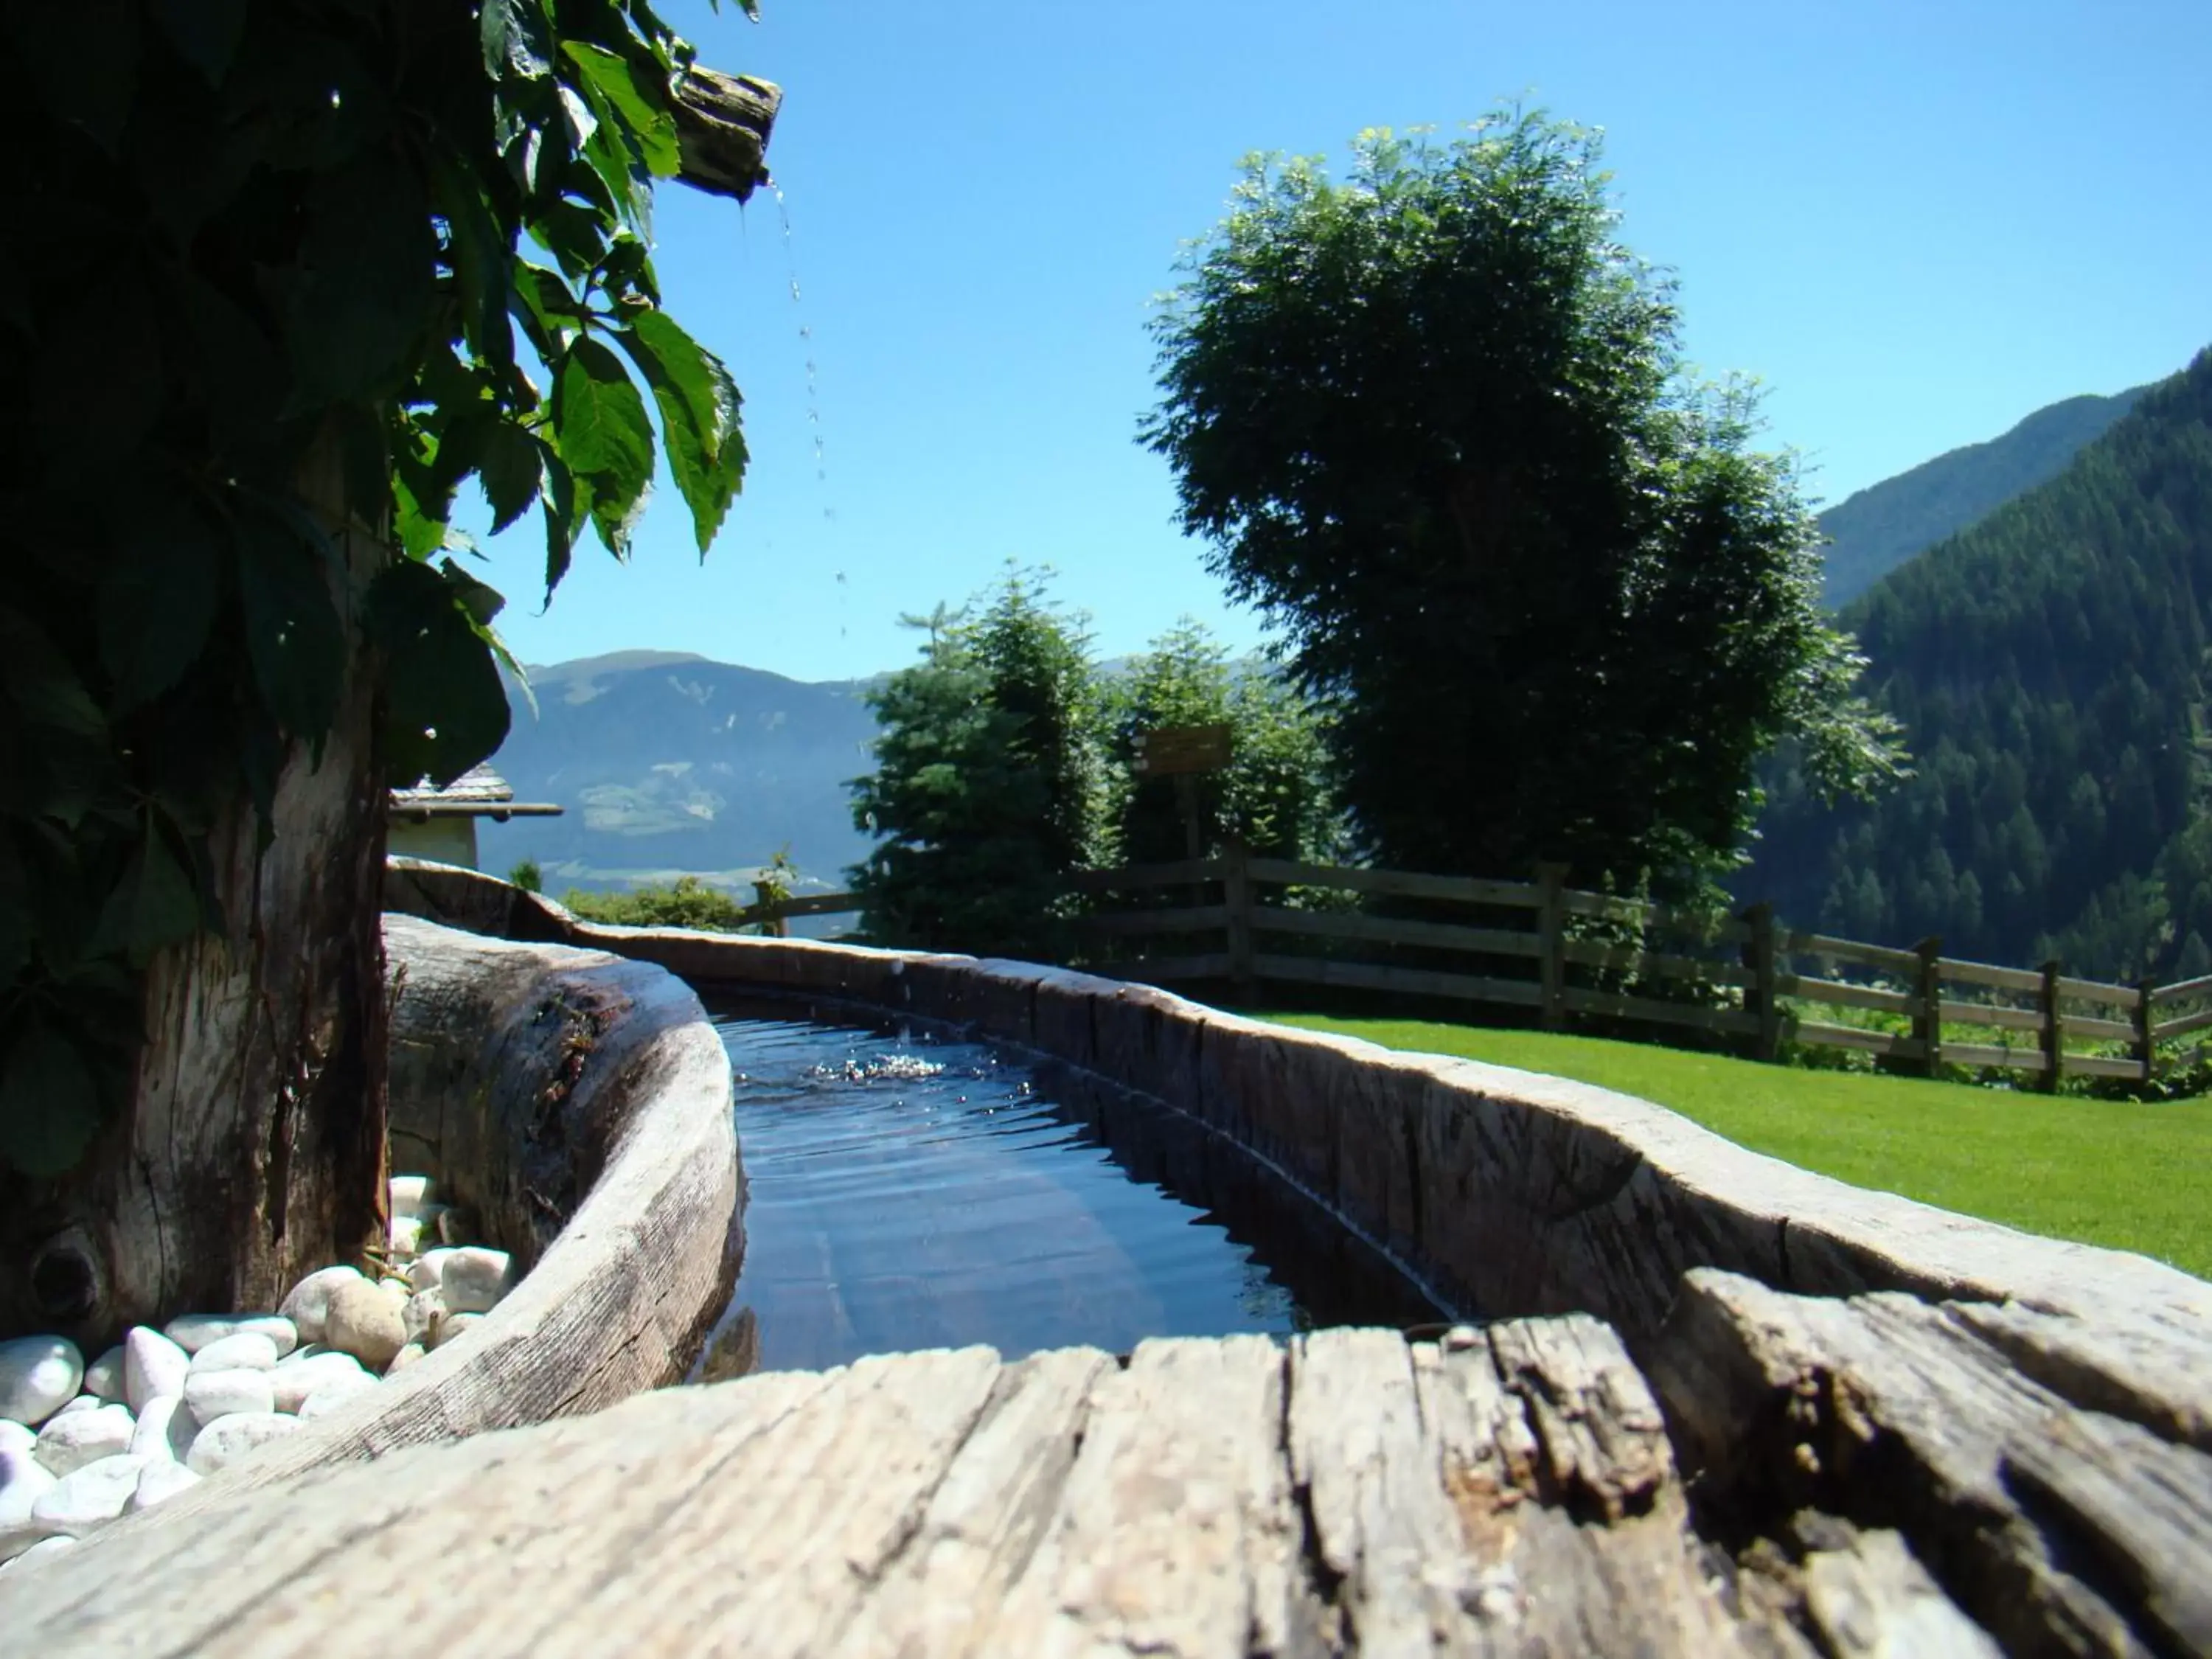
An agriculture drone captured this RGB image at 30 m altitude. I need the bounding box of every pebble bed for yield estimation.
[0,1175,515,1574]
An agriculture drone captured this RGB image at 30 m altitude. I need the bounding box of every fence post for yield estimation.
[2135,977,2158,1084]
[1739,902,1780,1062]
[1222,839,1256,1006]
[751,881,788,938]
[1536,862,1568,1032]
[2039,959,2063,1093]
[1912,936,1944,1077]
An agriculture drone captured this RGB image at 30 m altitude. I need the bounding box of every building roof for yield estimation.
[390,764,563,821]
[392,763,514,807]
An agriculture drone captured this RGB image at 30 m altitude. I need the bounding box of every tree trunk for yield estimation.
[0,448,390,1349]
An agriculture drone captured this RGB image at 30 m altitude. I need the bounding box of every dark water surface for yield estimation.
[700,995,1444,1374]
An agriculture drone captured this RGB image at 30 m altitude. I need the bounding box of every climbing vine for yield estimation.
[0,0,758,1175]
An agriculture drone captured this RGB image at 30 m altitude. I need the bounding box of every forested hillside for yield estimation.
[1747,349,2212,981]
[1818,383,2146,606]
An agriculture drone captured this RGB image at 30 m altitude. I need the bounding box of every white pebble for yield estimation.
[270,1352,369,1415]
[0,1337,85,1428]
[32,1403,135,1477]
[185,1412,299,1475]
[30,1453,150,1537]
[128,1460,201,1512]
[187,1333,279,1376]
[128,1395,198,1464]
[390,1174,434,1217]
[80,1346,126,1402]
[428,1248,515,1315]
[51,1396,98,1418]
[0,1422,32,1458]
[298,1372,381,1421]
[184,1368,275,1427]
[1,1534,76,1572]
[389,1214,425,1257]
[406,1253,443,1292]
[0,1446,60,1561]
[124,1326,190,1412]
[278,1266,364,1346]
[384,1343,427,1378]
[162,1313,298,1357]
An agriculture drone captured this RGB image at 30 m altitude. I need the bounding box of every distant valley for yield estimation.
[476,651,883,894]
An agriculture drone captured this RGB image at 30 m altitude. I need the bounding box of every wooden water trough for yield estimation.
[5,864,2207,1655]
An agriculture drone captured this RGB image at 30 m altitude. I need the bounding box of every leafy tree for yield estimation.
[1,0,772,1340]
[849,569,1105,957]
[508,858,545,894]
[1102,620,1344,868]
[1143,112,1903,903]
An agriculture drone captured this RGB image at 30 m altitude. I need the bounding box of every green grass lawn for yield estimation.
[1265,1014,2212,1281]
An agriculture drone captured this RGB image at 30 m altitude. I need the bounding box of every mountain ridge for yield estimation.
[1817,383,2149,605]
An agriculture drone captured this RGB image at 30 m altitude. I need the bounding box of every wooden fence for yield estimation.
[726,861,2212,1085]
[1065,855,2212,1088]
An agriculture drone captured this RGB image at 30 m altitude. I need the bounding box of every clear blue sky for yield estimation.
[473,0,2211,684]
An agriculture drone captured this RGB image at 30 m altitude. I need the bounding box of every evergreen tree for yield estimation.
[847,568,1104,957]
[1746,348,2212,978]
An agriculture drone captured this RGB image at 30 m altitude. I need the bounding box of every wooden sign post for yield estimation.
[1132,723,1234,907]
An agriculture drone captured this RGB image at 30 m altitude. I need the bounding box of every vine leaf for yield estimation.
[468,420,543,534]
[99,503,224,709]
[482,0,554,82]
[613,309,745,552]
[236,518,347,750]
[285,157,438,407]
[0,1018,104,1179]
[367,560,512,789]
[562,43,681,178]
[153,0,248,85]
[427,150,515,375]
[552,337,655,555]
[93,820,203,966]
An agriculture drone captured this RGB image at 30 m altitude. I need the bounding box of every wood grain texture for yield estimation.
[0,1297,1899,1656]
[13,1271,2208,1655]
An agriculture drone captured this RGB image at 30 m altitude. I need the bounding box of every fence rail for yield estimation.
[1071,853,2208,1087]
[713,862,2208,1085]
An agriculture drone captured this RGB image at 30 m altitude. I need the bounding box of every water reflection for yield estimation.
[694,995,1444,1377]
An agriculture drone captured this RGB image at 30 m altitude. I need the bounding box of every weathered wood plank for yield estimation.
[1288,1326,1486,1651]
[1252,953,1546,1006]
[1789,1019,1926,1059]
[1646,1269,2212,1659]
[1076,903,1230,937]
[1244,858,1541,907]
[978,1333,1310,1658]
[1559,985,1761,1037]
[1799,1526,2005,1657]
[1248,905,1543,959]
[1778,973,1915,1015]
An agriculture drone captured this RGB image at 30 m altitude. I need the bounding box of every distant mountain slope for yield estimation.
[1818,383,2149,606]
[1747,348,2212,980]
[475,653,882,891]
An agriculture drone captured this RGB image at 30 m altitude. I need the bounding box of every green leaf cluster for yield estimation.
[1,0,755,1176]
[1141,111,1904,908]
